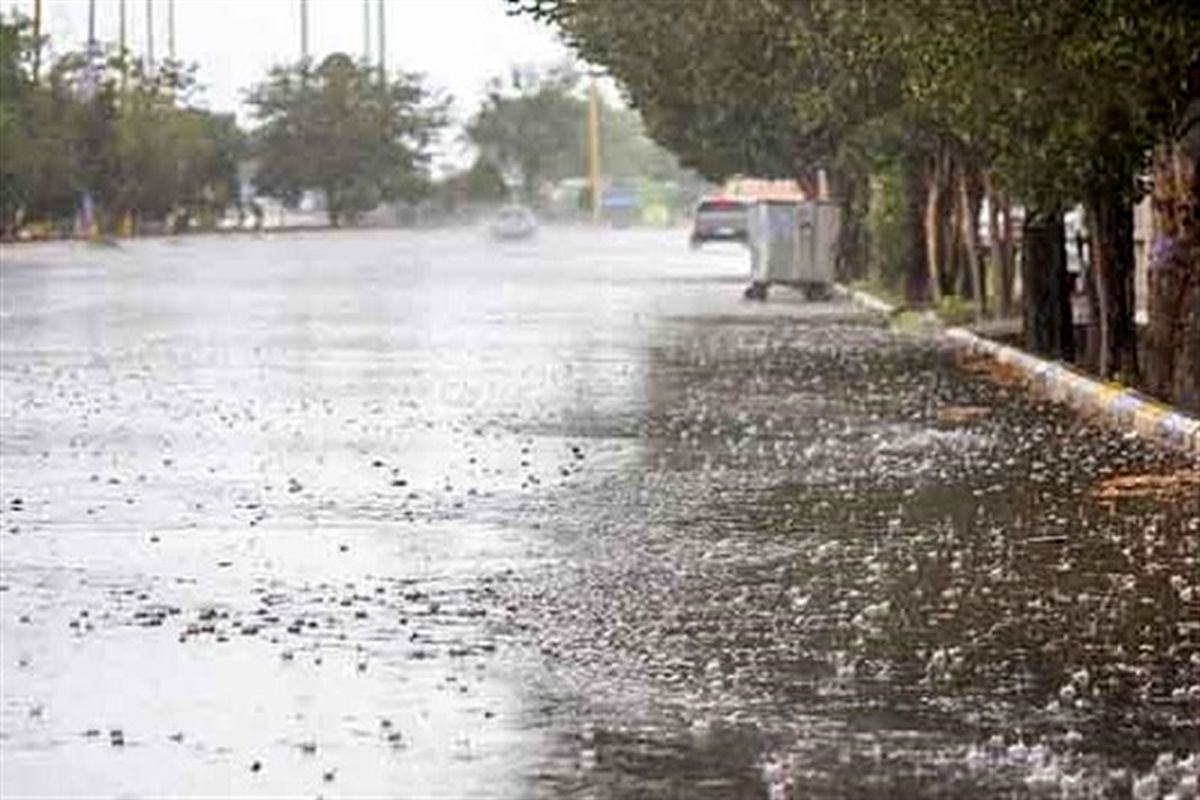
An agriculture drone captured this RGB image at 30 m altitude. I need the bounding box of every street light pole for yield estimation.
[85,0,99,95]
[300,0,309,64]
[146,0,155,75]
[32,0,41,81]
[377,0,386,83]
[588,77,602,223]
[362,0,371,64]
[168,0,176,61]
[119,0,127,92]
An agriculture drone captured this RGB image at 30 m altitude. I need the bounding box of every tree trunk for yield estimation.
[957,157,985,319]
[986,176,1015,316]
[831,166,869,283]
[1021,209,1074,361]
[1085,189,1138,381]
[923,144,947,304]
[1146,118,1200,412]
[1001,196,1015,315]
[1080,213,1102,373]
[942,153,963,299]
[945,173,964,298]
[903,152,930,304]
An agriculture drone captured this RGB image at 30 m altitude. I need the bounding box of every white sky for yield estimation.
[31,0,573,168]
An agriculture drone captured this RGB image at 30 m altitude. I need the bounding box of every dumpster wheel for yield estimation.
[744,282,769,301]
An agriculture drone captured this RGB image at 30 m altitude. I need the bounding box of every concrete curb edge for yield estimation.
[835,284,1200,456]
[832,285,899,315]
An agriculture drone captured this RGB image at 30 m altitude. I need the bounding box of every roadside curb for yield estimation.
[836,284,1200,456]
[832,285,899,316]
[943,327,1200,455]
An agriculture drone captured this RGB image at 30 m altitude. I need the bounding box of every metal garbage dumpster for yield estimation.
[745,199,840,300]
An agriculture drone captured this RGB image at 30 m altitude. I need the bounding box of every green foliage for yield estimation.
[465,64,585,203]
[522,0,1198,213]
[433,157,510,211]
[521,1,832,182]
[1,12,246,235]
[462,158,509,204]
[246,54,446,226]
[599,103,691,182]
[848,279,905,311]
[464,62,701,207]
[1,15,77,231]
[935,295,975,327]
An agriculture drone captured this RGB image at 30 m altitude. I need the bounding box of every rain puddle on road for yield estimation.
[1,516,549,799]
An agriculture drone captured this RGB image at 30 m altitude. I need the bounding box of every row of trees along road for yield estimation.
[1,17,243,236]
[1,13,446,234]
[520,0,1200,412]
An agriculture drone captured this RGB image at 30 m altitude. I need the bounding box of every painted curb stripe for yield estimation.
[1132,404,1170,438]
[844,291,1200,455]
[1091,385,1125,411]
[1107,393,1143,425]
[1158,413,1199,446]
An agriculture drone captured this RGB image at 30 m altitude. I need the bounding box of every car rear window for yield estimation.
[698,199,748,212]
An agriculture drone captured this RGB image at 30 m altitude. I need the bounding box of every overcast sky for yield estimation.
[33,0,573,167]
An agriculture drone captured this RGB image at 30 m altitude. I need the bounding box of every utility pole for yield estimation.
[118,0,132,235]
[82,0,101,241]
[588,77,603,223]
[146,0,155,75]
[167,0,175,60]
[85,0,99,95]
[362,0,371,64]
[119,0,127,91]
[377,0,385,83]
[300,0,309,64]
[32,0,41,81]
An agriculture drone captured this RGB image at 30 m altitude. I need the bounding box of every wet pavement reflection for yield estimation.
[2,228,1197,798]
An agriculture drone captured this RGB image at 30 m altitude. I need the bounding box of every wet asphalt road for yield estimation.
[1,228,1198,799]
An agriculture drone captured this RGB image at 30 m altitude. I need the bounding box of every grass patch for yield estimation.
[934,295,976,326]
[848,279,906,309]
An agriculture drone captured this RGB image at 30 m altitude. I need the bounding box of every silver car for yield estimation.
[489,205,538,240]
[690,198,749,248]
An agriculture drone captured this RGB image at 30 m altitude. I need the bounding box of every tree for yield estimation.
[464,64,586,204]
[2,11,248,236]
[523,0,1199,398]
[1146,97,1200,411]
[0,15,81,234]
[432,157,509,215]
[524,1,833,184]
[887,0,1198,376]
[520,0,902,281]
[246,53,445,227]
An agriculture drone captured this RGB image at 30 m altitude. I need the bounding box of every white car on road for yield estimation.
[489,205,538,240]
